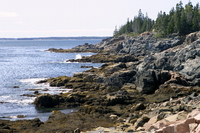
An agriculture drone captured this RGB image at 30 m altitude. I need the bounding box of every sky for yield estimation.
[0,0,199,38]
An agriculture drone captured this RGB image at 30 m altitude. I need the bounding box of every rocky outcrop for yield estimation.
[34,94,64,108]
[4,31,200,132]
[118,34,181,56]
[46,33,189,94]
[116,32,197,94]
[36,32,200,104]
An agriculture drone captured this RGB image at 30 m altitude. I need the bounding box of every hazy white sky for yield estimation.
[0,0,199,38]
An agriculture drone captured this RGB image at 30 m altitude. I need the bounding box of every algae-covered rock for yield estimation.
[34,94,63,108]
[37,76,71,87]
[49,76,71,87]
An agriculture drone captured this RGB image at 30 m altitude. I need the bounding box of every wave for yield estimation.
[75,54,82,59]
[48,61,79,64]
[20,78,47,84]
[6,98,35,105]
[19,78,71,94]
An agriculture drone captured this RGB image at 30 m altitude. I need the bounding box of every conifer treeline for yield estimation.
[114,1,200,36]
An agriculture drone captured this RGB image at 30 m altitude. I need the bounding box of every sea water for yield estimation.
[0,39,102,121]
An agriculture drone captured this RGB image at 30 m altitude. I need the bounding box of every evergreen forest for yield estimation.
[114,1,200,37]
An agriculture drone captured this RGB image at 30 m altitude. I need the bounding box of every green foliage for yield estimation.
[114,9,154,36]
[114,1,200,37]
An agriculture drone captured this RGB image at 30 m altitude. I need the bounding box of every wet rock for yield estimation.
[80,65,94,68]
[34,91,39,94]
[34,94,64,108]
[13,86,19,88]
[17,115,25,118]
[49,76,71,87]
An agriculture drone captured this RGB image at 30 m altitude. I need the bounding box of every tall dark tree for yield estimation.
[192,3,200,32]
[113,26,119,36]
[167,7,175,34]
[174,1,184,34]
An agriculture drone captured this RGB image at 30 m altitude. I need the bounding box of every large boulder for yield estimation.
[34,94,63,108]
[135,70,171,94]
[104,69,136,89]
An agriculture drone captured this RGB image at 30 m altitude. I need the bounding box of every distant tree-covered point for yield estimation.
[114,1,200,37]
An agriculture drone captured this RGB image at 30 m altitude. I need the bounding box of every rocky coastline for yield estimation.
[2,32,200,132]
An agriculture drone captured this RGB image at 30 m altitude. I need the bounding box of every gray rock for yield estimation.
[135,70,171,94]
[34,94,62,108]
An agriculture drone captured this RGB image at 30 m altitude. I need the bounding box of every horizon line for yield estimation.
[0,36,111,40]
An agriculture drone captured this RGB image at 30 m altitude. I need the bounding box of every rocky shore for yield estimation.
[2,32,200,132]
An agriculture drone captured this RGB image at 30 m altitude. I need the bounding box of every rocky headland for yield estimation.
[2,32,200,132]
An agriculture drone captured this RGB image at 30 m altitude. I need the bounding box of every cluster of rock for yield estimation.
[47,31,200,94]
[2,31,200,132]
[85,92,200,133]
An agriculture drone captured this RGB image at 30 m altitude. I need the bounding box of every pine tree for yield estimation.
[113,26,119,36]
[174,1,184,34]
[192,3,200,32]
[167,7,175,34]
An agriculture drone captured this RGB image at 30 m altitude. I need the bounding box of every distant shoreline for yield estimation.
[0,36,110,41]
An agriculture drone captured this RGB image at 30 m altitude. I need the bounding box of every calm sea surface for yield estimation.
[0,39,102,121]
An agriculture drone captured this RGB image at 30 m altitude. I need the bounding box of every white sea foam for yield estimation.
[50,60,79,64]
[75,54,82,59]
[10,115,18,119]
[20,78,47,84]
[20,78,71,95]
[0,95,10,99]
[64,61,79,63]
[6,97,35,105]
[0,95,10,103]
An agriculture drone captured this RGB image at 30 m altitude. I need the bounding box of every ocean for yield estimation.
[0,39,102,121]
